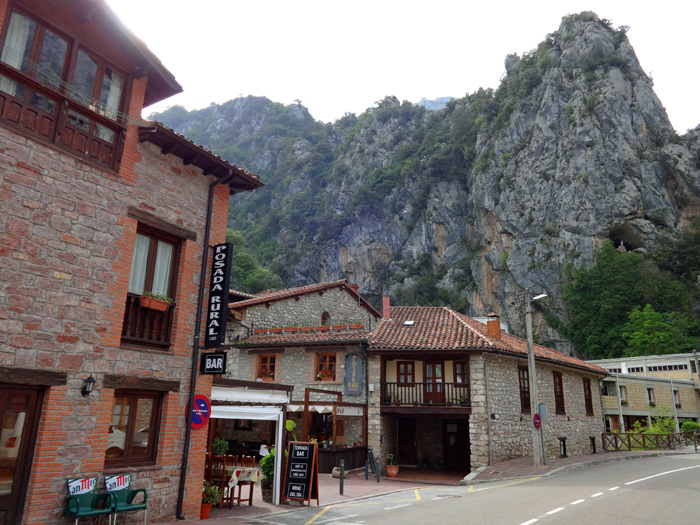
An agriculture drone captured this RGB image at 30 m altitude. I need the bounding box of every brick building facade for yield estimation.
[0,1,261,522]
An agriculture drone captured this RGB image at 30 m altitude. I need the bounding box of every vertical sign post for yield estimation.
[204,242,232,349]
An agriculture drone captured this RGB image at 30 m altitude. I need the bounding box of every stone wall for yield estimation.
[228,287,376,340]
[483,355,605,464]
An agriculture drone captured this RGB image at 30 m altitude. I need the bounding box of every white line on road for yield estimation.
[625,464,700,486]
[519,520,538,525]
[591,492,604,497]
[384,504,411,510]
[609,486,619,491]
[319,515,360,523]
[570,499,585,505]
[546,507,565,515]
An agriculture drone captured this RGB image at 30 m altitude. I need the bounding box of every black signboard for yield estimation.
[199,352,227,375]
[204,242,233,349]
[344,353,362,396]
[282,441,319,507]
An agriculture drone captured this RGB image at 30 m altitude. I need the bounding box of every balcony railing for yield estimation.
[380,382,470,407]
[0,63,125,169]
[121,293,174,350]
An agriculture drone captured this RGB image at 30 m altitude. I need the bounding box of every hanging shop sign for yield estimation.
[200,351,227,375]
[344,353,362,396]
[204,242,233,349]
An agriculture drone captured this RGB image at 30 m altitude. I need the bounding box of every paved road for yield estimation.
[247,454,700,524]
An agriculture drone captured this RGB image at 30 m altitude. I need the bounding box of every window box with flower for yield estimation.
[317,370,335,381]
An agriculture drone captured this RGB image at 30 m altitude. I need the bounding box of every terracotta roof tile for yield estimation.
[369,306,606,375]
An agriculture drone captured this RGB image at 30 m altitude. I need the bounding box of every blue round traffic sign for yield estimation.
[533,413,541,430]
[190,394,211,429]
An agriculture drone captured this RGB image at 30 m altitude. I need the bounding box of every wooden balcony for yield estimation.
[380,382,470,407]
[0,63,125,169]
[121,293,174,351]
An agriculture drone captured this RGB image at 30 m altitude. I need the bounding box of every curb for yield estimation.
[461,449,700,486]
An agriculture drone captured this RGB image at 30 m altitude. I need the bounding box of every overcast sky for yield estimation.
[106,1,699,133]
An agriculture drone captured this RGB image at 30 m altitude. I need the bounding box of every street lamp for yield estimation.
[526,292,547,467]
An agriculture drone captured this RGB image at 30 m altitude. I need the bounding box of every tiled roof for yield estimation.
[369,306,607,375]
[229,289,255,301]
[229,279,381,318]
[238,328,372,347]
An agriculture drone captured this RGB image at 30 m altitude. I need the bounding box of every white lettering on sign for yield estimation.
[67,477,96,495]
[205,243,232,348]
[293,445,309,458]
[287,483,305,499]
[336,407,363,417]
[105,474,131,492]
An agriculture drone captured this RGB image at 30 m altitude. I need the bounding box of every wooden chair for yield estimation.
[234,456,256,506]
[222,455,239,508]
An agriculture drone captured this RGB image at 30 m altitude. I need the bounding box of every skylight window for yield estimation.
[403,320,415,326]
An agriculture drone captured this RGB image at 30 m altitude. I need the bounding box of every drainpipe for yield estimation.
[615,373,625,432]
[177,173,234,519]
[670,380,679,432]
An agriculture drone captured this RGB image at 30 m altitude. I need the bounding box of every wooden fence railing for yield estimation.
[602,431,698,452]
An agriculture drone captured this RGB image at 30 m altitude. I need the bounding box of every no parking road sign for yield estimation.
[189,394,211,429]
[533,413,541,430]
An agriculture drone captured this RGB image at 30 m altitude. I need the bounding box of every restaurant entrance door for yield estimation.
[0,385,42,524]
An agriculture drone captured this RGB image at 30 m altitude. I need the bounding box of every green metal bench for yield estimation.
[105,474,147,524]
[63,477,114,525]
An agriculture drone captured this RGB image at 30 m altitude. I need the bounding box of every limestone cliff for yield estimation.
[152,13,700,353]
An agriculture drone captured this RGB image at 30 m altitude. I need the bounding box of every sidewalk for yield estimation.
[158,446,699,524]
[464,444,699,484]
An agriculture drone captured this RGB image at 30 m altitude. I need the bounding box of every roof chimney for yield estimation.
[382,296,391,320]
[486,312,501,339]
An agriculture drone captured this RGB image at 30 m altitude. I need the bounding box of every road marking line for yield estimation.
[320,514,359,523]
[305,506,331,525]
[520,519,538,525]
[385,504,412,510]
[546,507,565,515]
[468,477,540,492]
[625,464,700,485]
[415,489,421,500]
[609,486,619,491]
[571,499,585,505]
[591,492,604,497]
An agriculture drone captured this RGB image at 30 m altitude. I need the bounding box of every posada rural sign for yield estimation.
[204,242,232,349]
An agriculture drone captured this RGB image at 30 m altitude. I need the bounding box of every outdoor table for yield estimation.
[225,467,261,506]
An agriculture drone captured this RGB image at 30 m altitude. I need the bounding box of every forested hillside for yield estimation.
[152,12,700,358]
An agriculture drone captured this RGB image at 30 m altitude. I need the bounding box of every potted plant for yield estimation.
[620,400,628,406]
[316,325,330,332]
[386,454,399,477]
[458,395,470,406]
[212,436,229,457]
[140,290,172,312]
[201,481,221,519]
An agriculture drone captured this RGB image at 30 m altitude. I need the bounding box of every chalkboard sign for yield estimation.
[282,441,319,507]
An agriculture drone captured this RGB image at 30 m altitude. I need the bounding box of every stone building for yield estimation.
[589,354,700,432]
[222,281,380,472]
[0,1,262,522]
[367,300,608,474]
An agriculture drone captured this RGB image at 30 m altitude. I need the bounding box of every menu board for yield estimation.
[282,441,319,507]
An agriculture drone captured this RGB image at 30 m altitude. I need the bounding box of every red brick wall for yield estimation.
[1,118,233,523]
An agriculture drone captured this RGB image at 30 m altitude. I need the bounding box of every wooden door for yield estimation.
[424,361,444,404]
[397,418,417,465]
[0,386,42,524]
[444,419,470,472]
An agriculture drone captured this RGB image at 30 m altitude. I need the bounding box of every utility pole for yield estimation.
[526,294,545,467]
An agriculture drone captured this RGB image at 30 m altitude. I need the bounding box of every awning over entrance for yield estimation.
[209,384,289,505]
[287,404,334,413]
[211,386,289,405]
